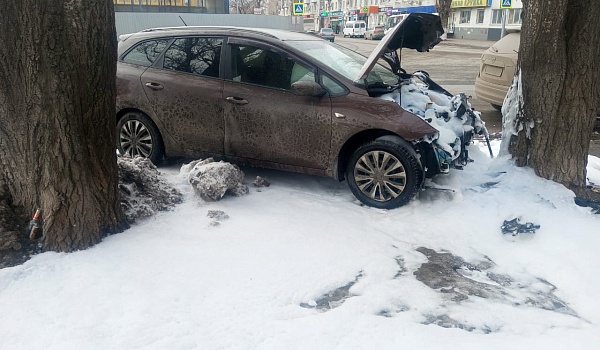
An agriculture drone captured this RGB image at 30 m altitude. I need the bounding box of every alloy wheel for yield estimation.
[120,119,153,158]
[353,150,406,202]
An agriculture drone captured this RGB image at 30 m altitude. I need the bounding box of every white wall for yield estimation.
[115,12,304,36]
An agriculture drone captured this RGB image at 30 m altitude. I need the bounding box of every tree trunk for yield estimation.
[0,0,128,252]
[436,0,453,33]
[505,0,600,191]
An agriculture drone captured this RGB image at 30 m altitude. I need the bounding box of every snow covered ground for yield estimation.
[1,141,599,350]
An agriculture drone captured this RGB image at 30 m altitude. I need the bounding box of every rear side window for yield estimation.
[230,44,314,90]
[122,39,170,66]
[163,37,223,77]
[360,23,366,28]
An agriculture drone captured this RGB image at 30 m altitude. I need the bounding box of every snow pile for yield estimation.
[587,155,600,186]
[500,70,527,155]
[380,74,486,160]
[179,158,249,201]
[117,156,183,222]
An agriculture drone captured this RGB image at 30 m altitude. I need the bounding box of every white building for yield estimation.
[296,0,437,33]
[447,0,522,40]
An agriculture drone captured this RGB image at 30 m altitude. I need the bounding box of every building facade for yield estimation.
[296,0,521,40]
[113,0,521,41]
[297,0,437,32]
[449,0,522,41]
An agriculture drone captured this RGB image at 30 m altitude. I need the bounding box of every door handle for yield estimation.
[226,96,249,105]
[145,82,164,90]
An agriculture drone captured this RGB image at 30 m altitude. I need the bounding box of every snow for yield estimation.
[380,75,486,161]
[1,142,599,350]
[500,70,524,156]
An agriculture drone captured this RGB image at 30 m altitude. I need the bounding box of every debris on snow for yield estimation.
[574,197,600,214]
[181,158,249,201]
[253,176,271,188]
[413,247,577,322]
[118,156,183,223]
[501,217,540,236]
[300,273,363,311]
[207,210,229,226]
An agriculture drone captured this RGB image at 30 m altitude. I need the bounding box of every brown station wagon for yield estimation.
[116,13,488,209]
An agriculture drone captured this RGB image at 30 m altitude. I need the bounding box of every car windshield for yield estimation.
[293,40,398,86]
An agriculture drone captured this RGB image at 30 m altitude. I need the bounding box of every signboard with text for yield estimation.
[451,0,492,8]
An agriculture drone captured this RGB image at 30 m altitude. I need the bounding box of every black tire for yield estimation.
[491,104,502,111]
[116,111,164,165]
[346,139,422,209]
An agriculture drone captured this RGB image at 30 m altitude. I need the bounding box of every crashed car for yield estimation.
[116,13,489,209]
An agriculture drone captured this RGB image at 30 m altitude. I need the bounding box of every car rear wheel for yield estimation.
[116,112,164,165]
[346,139,422,209]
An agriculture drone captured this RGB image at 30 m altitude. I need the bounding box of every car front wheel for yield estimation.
[116,111,164,165]
[346,139,422,209]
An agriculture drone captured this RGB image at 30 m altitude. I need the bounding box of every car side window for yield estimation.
[163,37,223,77]
[122,39,170,66]
[230,44,314,90]
[321,75,346,96]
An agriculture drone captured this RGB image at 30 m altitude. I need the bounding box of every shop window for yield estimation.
[476,9,485,24]
[460,10,471,24]
[509,8,522,24]
[491,9,502,24]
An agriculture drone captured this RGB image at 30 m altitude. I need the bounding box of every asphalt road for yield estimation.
[334,36,600,157]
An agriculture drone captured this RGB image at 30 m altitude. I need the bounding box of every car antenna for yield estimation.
[179,16,188,26]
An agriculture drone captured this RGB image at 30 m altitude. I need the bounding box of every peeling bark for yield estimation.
[0,1,128,252]
[509,0,600,190]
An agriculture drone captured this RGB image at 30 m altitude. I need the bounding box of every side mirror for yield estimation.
[291,80,326,97]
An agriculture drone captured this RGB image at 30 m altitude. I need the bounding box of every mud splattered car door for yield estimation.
[222,39,332,172]
[140,36,225,157]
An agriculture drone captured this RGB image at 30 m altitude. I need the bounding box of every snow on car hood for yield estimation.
[356,13,444,82]
[379,73,487,161]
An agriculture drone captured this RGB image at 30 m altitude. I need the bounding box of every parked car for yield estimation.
[475,32,520,111]
[116,14,487,209]
[318,28,335,42]
[364,25,385,40]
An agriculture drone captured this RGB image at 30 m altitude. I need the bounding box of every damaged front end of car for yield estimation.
[356,12,493,179]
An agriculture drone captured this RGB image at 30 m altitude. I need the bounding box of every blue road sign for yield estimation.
[501,0,512,8]
[293,3,304,16]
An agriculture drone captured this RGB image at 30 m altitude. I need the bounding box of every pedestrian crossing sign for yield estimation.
[501,0,512,8]
[293,2,304,16]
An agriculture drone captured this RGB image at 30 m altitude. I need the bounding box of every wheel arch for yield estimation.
[335,129,411,181]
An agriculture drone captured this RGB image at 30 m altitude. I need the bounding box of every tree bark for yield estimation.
[507,0,600,191]
[436,0,453,33]
[0,0,128,252]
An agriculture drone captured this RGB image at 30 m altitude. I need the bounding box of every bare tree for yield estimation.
[0,0,128,252]
[435,0,453,33]
[503,0,600,197]
[230,0,255,14]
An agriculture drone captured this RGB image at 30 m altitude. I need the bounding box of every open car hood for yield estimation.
[355,13,444,82]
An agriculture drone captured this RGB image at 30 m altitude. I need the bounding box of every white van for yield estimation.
[343,20,366,38]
